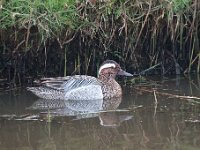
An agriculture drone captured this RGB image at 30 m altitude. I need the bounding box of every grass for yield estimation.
[0,0,199,86]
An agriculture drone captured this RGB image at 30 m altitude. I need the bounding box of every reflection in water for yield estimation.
[99,112,133,127]
[0,76,200,149]
[28,96,133,127]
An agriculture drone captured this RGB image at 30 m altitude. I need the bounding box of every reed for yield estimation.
[0,0,199,87]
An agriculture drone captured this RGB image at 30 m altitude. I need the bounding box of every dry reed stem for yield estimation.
[134,87,200,101]
[153,90,158,117]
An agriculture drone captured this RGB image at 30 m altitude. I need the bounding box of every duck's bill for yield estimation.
[118,69,133,76]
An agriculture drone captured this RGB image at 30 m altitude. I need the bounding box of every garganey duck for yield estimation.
[27,60,133,100]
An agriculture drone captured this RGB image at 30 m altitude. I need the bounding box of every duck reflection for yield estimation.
[28,97,133,127]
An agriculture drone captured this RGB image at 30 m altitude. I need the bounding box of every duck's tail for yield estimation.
[27,87,64,100]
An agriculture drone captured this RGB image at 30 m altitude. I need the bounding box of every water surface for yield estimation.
[0,76,200,150]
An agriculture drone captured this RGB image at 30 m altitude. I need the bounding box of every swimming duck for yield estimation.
[27,60,133,100]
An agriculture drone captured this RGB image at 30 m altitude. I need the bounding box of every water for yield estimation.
[0,76,200,150]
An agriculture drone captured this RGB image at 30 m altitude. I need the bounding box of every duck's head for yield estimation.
[98,60,133,79]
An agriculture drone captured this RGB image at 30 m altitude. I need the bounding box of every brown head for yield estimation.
[98,60,133,80]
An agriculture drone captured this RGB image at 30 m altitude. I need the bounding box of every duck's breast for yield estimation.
[101,80,122,99]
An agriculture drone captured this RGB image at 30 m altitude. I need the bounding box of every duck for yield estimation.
[27,60,133,100]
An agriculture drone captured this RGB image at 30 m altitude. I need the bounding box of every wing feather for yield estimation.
[38,75,101,92]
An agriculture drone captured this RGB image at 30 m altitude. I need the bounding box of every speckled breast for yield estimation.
[101,79,122,99]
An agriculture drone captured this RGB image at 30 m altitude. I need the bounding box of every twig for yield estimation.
[134,87,200,101]
[153,90,158,117]
[139,63,161,75]
[14,40,25,52]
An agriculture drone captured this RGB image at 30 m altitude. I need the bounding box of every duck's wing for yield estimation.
[35,76,72,90]
[27,76,72,99]
[28,75,103,100]
[39,75,102,92]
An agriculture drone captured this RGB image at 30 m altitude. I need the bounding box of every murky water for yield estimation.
[0,76,200,150]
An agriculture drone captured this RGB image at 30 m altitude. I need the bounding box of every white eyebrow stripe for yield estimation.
[98,63,116,74]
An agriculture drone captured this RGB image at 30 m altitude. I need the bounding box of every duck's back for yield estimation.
[28,75,103,100]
